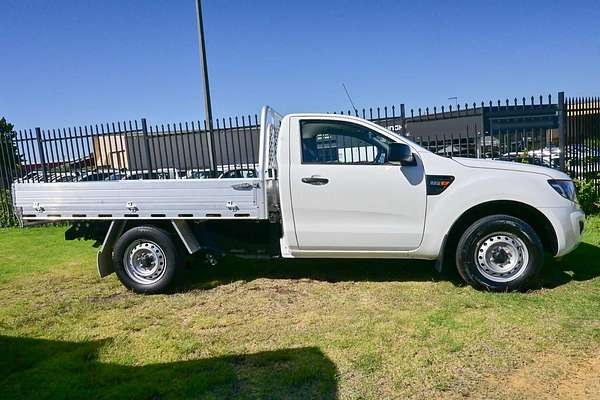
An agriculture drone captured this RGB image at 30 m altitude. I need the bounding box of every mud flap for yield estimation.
[171,220,201,254]
[96,221,126,278]
[434,234,448,273]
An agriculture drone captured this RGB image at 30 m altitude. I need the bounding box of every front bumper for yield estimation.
[540,205,585,257]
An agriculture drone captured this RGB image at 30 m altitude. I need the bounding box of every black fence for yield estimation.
[404,94,562,170]
[1,92,599,227]
[330,95,563,171]
[2,118,261,184]
[565,96,600,187]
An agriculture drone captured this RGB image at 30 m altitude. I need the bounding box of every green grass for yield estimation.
[0,218,599,399]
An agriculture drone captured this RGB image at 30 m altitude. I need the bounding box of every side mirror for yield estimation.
[388,143,416,166]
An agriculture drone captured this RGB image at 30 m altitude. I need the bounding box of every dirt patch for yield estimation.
[489,352,600,399]
[556,355,600,399]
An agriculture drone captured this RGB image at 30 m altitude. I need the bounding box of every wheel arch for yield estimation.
[443,200,558,265]
[111,220,199,254]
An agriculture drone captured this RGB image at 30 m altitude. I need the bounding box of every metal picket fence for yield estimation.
[565,96,600,190]
[1,93,599,227]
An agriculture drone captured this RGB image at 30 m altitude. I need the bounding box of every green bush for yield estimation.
[0,189,17,228]
[574,179,600,215]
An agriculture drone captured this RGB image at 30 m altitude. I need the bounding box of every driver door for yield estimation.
[289,118,426,252]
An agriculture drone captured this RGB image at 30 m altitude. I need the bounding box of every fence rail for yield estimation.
[1,92,599,227]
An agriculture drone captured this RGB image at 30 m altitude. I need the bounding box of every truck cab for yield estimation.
[278,115,427,256]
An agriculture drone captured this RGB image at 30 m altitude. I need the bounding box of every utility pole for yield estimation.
[195,0,218,173]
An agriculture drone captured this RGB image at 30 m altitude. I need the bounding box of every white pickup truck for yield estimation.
[12,107,585,293]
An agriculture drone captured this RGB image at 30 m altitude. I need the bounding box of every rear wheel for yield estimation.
[455,215,544,291]
[112,226,179,294]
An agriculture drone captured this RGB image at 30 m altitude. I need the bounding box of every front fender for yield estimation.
[417,168,568,258]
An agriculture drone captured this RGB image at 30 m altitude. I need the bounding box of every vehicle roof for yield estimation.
[284,113,366,121]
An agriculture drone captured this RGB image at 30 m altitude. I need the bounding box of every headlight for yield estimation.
[548,179,576,202]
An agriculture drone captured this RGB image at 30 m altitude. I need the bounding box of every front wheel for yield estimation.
[112,226,179,294]
[455,215,544,291]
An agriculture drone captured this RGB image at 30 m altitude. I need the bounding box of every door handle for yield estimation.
[231,182,257,191]
[301,176,329,185]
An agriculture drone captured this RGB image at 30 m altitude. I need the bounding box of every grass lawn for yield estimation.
[1,217,599,399]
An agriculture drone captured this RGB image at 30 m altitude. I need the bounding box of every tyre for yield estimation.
[112,226,179,294]
[455,214,544,291]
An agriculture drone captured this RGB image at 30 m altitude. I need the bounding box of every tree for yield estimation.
[1,117,22,187]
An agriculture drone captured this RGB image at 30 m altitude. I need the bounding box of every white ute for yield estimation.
[12,106,585,292]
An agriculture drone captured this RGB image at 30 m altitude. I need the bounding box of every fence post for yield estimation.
[141,118,153,175]
[557,91,566,172]
[35,127,48,182]
[400,104,407,137]
[206,120,218,172]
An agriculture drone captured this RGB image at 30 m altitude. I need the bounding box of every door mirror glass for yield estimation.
[388,143,416,166]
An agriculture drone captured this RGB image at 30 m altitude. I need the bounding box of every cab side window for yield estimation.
[300,120,393,165]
